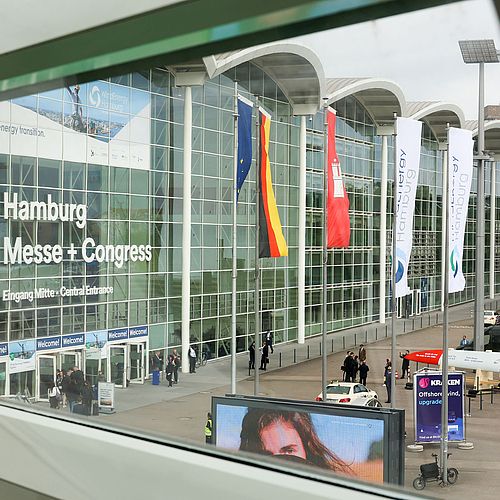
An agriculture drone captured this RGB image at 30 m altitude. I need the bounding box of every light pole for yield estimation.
[458,39,499,352]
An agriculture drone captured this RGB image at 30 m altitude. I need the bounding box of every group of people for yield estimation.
[49,367,96,415]
[152,349,182,386]
[248,330,274,371]
[341,345,370,385]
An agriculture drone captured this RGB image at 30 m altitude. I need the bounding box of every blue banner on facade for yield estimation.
[36,336,62,351]
[414,371,465,443]
[129,326,148,338]
[108,328,128,342]
[0,343,8,356]
[62,333,85,348]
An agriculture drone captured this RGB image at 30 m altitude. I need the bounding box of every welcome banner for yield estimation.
[447,127,473,293]
[394,117,422,298]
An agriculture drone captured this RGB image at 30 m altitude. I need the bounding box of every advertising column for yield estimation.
[414,371,465,443]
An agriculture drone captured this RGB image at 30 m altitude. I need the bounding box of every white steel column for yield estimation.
[379,134,388,324]
[441,148,448,311]
[490,160,496,299]
[298,115,307,343]
[181,86,192,374]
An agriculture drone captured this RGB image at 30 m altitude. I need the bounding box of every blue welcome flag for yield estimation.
[236,95,253,200]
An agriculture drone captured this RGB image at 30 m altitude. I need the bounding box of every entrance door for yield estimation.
[108,345,127,388]
[129,343,146,384]
[58,351,84,373]
[37,355,56,401]
[0,361,6,396]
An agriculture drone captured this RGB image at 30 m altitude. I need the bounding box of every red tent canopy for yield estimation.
[404,350,443,365]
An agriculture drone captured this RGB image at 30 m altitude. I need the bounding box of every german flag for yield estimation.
[258,108,288,258]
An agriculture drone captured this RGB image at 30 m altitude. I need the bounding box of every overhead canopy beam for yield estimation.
[0,0,464,100]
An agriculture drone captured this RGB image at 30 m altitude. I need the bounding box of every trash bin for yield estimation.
[152,369,160,385]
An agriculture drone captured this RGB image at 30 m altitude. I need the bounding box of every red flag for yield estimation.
[326,108,350,248]
[405,350,443,365]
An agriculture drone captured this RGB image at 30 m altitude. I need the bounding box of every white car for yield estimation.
[315,382,380,406]
[484,310,498,326]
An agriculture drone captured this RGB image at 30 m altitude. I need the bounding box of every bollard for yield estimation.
[375,327,378,340]
[307,345,310,359]
[319,343,322,356]
[412,319,415,331]
[279,352,282,368]
[293,349,296,364]
[403,322,406,333]
[331,339,334,352]
[355,333,357,345]
[491,389,494,405]
[342,337,345,350]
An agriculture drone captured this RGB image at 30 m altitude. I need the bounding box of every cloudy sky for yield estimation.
[292,0,499,120]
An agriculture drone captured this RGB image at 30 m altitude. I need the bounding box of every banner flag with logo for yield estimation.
[326,108,350,248]
[447,127,473,293]
[394,117,422,298]
[236,95,253,200]
[258,107,288,258]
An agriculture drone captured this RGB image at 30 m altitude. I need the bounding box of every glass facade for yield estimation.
[0,63,497,397]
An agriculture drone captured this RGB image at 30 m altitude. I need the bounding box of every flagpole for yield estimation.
[254,98,261,396]
[440,123,451,484]
[391,113,398,409]
[322,102,328,401]
[231,81,238,395]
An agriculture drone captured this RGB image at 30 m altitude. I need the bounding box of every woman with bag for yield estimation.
[48,381,61,409]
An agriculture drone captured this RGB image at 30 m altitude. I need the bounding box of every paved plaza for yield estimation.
[43,301,500,499]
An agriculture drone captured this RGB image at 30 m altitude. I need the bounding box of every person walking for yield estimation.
[188,345,197,373]
[400,350,410,380]
[358,344,367,363]
[205,412,213,444]
[172,349,181,384]
[165,355,174,387]
[259,343,269,370]
[48,381,61,409]
[384,361,392,404]
[249,341,255,370]
[359,360,369,386]
[265,330,274,354]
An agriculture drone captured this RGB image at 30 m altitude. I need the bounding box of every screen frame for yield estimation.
[212,394,404,485]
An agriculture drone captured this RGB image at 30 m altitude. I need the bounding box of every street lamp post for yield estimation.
[458,39,499,353]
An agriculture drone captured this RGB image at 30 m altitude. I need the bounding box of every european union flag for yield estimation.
[236,96,253,200]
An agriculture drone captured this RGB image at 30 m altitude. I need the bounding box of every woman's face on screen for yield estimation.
[259,420,306,459]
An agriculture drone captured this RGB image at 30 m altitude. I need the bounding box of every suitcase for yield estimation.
[73,403,90,416]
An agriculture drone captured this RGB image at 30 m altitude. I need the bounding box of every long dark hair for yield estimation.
[239,409,352,474]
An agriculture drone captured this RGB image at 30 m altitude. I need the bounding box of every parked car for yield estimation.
[456,325,500,352]
[315,382,379,406]
[484,310,498,326]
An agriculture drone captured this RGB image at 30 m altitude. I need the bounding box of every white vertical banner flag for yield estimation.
[448,127,473,293]
[394,117,422,298]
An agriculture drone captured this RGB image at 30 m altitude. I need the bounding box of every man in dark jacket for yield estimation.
[249,341,255,370]
[259,343,269,370]
[359,360,369,386]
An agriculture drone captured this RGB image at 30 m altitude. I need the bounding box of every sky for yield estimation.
[292,0,500,120]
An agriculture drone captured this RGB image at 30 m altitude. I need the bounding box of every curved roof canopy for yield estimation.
[407,101,465,144]
[204,42,325,115]
[325,78,406,124]
[465,120,500,156]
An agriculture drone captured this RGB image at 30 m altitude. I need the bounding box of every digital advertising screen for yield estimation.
[212,395,404,485]
[414,371,465,443]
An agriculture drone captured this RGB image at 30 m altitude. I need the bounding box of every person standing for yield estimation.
[259,343,269,370]
[249,341,255,370]
[188,345,197,374]
[384,361,392,403]
[172,349,181,384]
[265,330,274,354]
[165,355,174,387]
[342,352,351,381]
[400,350,410,380]
[48,382,61,409]
[359,360,369,386]
[205,412,213,444]
[81,379,94,416]
[358,344,367,363]
[352,355,359,383]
